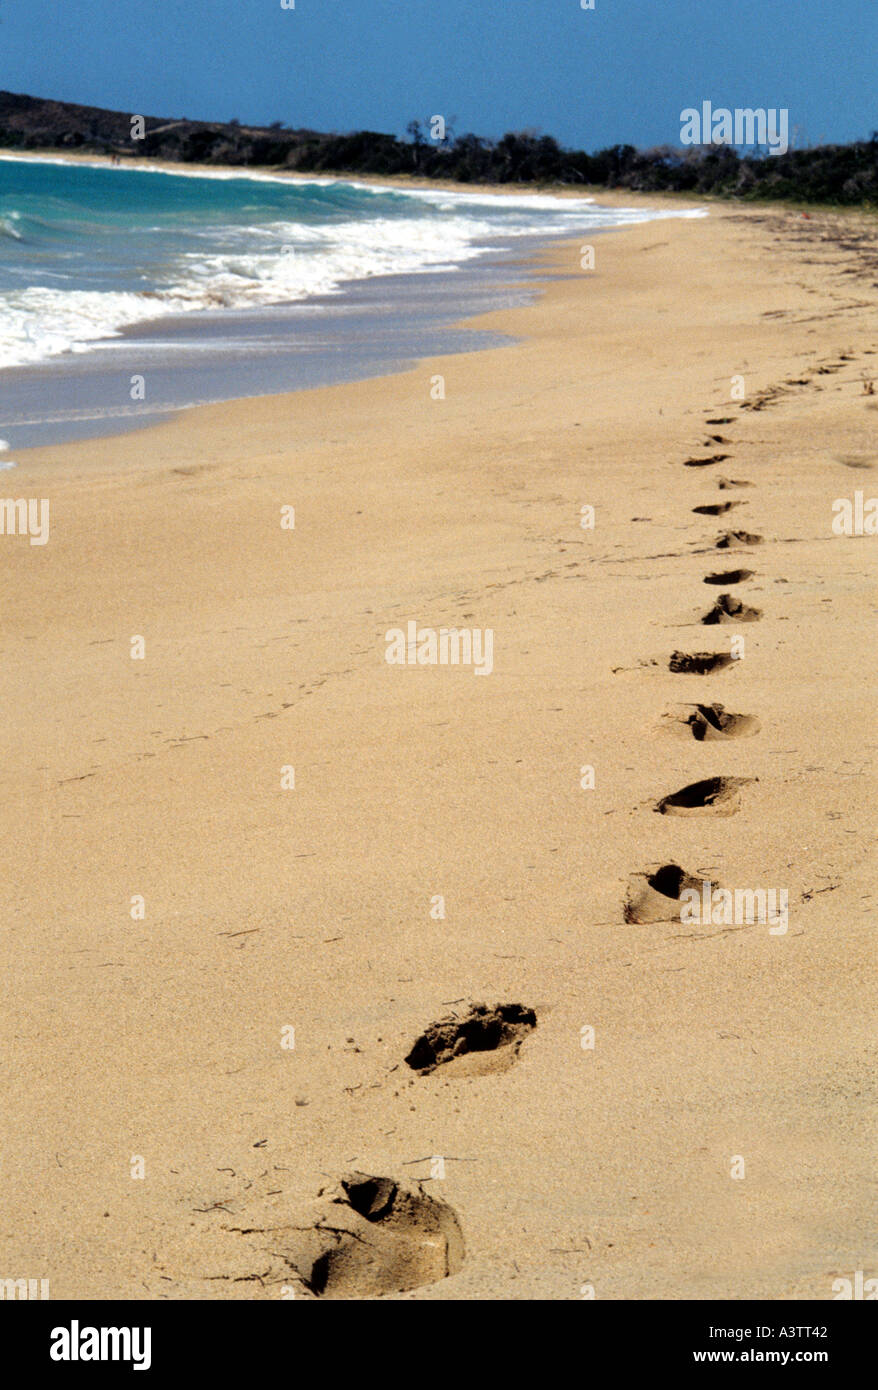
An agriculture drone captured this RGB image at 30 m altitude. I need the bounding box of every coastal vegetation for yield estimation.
[1,90,875,206]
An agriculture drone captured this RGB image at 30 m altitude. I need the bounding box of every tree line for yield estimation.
[1,92,875,205]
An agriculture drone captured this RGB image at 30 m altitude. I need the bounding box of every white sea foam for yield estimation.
[0,212,24,239]
[0,286,193,368]
[0,165,706,370]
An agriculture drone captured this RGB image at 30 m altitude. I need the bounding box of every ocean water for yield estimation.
[0,155,705,447]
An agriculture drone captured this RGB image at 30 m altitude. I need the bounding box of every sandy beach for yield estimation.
[1,195,875,1299]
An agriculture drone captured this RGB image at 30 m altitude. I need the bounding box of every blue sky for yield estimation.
[1,0,875,150]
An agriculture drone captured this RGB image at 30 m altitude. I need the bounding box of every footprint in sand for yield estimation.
[701,593,762,624]
[683,702,760,740]
[703,568,754,585]
[624,864,706,924]
[693,500,744,516]
[715,529,763,549]
[684,453,731,467]
[716,477,752,490]
[655,775,751,817]
[669,650,735,674]
[286,1173,465,1299]
[405,1002,537,1078]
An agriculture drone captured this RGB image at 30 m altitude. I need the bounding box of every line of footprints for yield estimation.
[226,354,866,1297]
[206,1004,537,1298]
[202,420,767,1300]
[626,415,762,925]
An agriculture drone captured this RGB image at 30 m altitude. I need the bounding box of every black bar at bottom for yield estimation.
[3,1299,871,1374]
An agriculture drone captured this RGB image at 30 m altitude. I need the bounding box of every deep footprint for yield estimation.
[669,650,734,674]
[405,1002,536,1076]
[685,702,760,740]
[716,530,763,549]
[625,863,705,923]
[684,453,731,467]
[293,1173,465,1299]
[693,500,742,515]
[703,569,753,585]
[701,593,762,624]
[655,775,749,816]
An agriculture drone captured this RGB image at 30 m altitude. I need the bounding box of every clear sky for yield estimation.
[1,0,875,151]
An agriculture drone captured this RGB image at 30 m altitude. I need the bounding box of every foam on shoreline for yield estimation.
[0,153,706,371]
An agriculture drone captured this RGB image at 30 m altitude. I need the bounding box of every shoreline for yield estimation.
[2,202,875,1299]
[4,145,876,218]
[0,145,655,200]
[0,159,707,448]
[0,144,687,202]
[0,246,535,451]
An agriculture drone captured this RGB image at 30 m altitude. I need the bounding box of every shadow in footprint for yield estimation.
[702,593,762,624]
[655,775,750,816]
[693,500,742,516]
[625,864,705,923]
[685,702,760,740]
[836,455,875,470]
[669,650,734,674]
[406,1002,536,1077]
[295,1173,465,1299]
[717,477,752,490]
[684,453,730,467]
[703,569,753,585]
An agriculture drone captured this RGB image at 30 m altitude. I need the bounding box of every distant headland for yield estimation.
[1,90,875,204]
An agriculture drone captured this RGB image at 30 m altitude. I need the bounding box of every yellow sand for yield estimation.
[1,195,875,1299]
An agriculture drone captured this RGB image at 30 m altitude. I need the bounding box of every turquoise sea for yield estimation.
[0,155,704,446]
